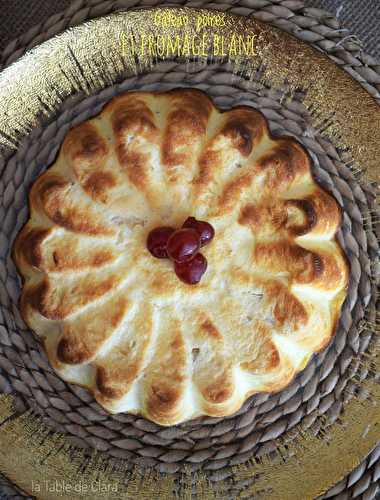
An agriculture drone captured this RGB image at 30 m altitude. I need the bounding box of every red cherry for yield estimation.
[147,227,175,258]
[183,217,215,247]
[175,253,207,284]
[167,228,200,263]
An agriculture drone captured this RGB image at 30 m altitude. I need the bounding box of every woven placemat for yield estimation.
[0,1,379,499]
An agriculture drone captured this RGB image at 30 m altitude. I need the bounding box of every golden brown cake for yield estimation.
[13,89,348,425]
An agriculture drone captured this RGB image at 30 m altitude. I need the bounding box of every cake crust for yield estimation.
[13,89,348,425]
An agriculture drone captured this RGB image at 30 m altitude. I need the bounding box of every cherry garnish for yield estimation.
[146,217,214,285]
[147,227,175,259]
[183,217,215,247]
[167,228,200,263]
[175,253,207,285]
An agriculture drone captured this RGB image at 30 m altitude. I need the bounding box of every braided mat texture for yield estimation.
[0,474,26,500]
[0,1,379,499]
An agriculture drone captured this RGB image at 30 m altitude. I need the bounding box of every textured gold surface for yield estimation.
[0,6,379,499]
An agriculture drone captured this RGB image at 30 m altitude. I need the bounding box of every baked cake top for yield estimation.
[13,89,348,425]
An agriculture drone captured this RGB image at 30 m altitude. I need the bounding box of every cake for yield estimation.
[13,89,348,425]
